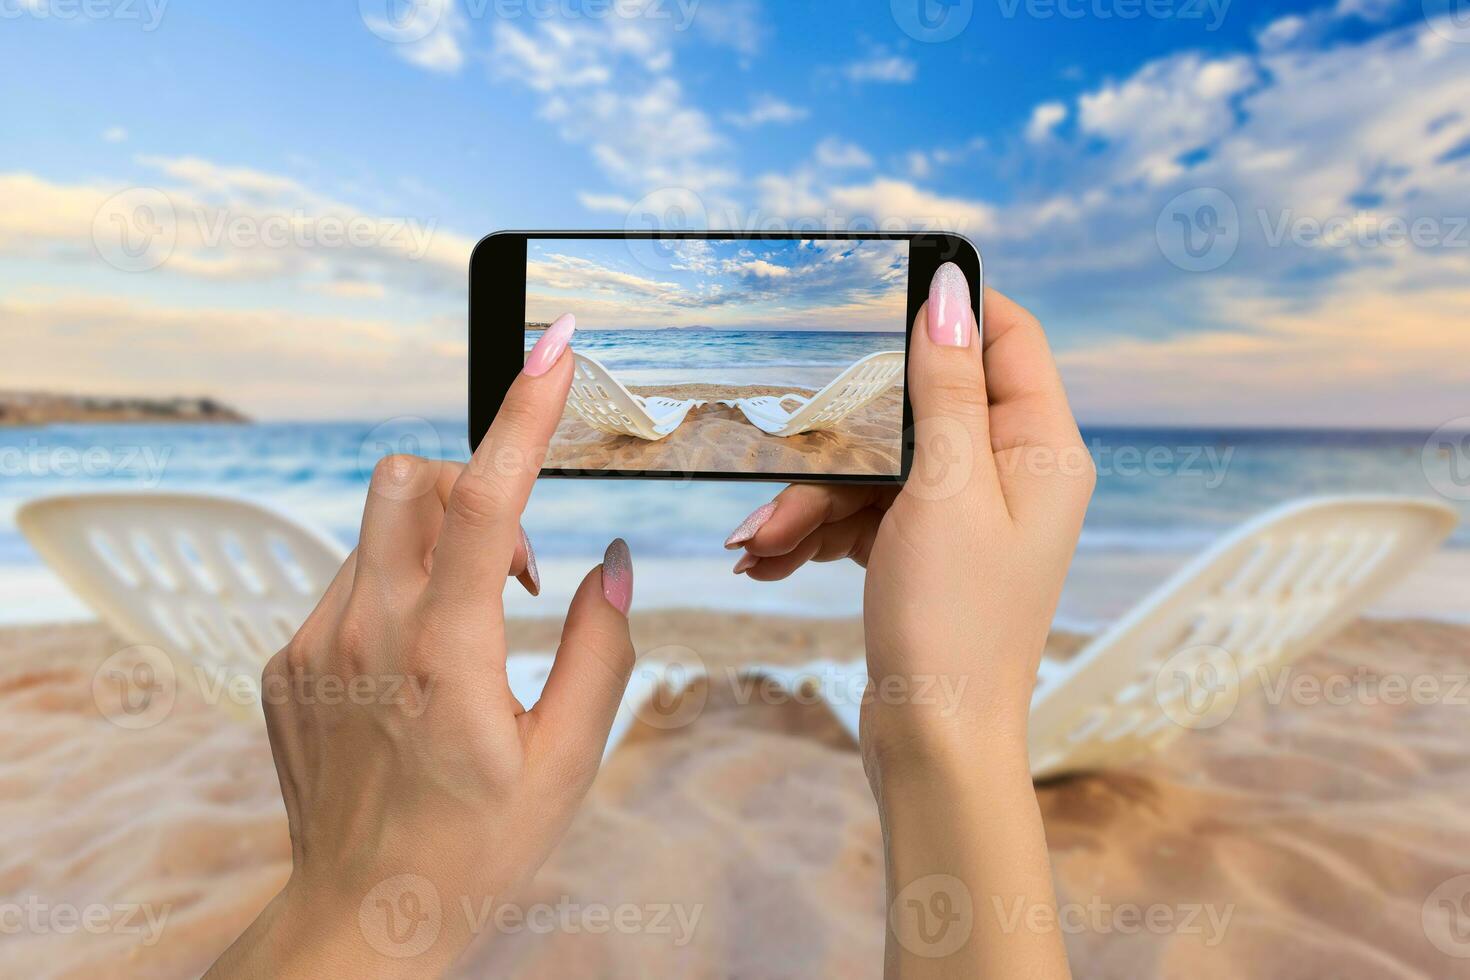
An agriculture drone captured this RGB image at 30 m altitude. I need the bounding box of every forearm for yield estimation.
[873,738,1071,979]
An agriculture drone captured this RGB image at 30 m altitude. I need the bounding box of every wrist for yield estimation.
[208,875,471,980]
[861,701,1032,797]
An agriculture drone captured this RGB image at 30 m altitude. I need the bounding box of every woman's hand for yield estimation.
[208,313,637,978]
[723,266,1091,977]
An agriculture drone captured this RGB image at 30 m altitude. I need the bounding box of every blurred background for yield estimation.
[3,0,1467,623]
[2,1,1469,976]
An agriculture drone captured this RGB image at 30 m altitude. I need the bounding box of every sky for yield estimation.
[1,0,1468,424]
[526,237,909,330]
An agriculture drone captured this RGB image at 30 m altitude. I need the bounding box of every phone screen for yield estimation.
[523,237,910,478]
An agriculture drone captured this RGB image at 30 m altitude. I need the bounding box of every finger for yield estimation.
[526,541,635,777]
[735,508,884,580]
[906,264,1000,501]
[429,313,575,608]
[980,288,1094,520]
[722,484,883,556]
[425,461,539,595]
[981,287,1083,453]
[291,546,357,653]
[353,455,451,593]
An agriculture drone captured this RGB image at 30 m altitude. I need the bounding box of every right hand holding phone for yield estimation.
[723,265,1095,779]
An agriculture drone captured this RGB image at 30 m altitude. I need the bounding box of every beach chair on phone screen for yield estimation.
[567,353,704,441]
[718,350,904,437]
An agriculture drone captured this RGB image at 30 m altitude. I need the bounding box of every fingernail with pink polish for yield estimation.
[602,538,633,615]
[928,263,972,348]
[518,526,540,596]
[524,313,575,376]
[733,552,758,574]
[724,501,776,549]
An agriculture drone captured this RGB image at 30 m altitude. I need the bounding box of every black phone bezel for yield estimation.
[468,230,982,484]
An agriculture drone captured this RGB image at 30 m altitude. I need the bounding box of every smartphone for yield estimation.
[469,231,981,484]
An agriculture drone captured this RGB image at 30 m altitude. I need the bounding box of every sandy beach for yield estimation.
[545,382,903,476]
[3,612,1468,978]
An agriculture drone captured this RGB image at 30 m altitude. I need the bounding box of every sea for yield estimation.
[526,328,909,388]
[2,420,1466,627]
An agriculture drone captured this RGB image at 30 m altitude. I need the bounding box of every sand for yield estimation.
[545,383,902,476]
[3,613,1469,978]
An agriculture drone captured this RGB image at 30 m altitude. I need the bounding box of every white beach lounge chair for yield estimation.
[568,353,705,441]
[16,493,1457,778]
[718,350,904,437]
[1024,496,1458,779]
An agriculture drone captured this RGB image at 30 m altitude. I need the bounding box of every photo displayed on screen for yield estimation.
[525,238,909,476]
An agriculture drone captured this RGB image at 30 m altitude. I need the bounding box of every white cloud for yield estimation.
[0,162,473,299]
[725,94,809,128]
[101,126,128,143]
[1025,101,1067,143]
[576,191,636,214]
[490,16,736,196]
[1077,54,1258,184]
[0,292,463,419]
[1257,14,1308,49]
[752,172,998,238]
[842,52,917,84]
[689,0,766,58]
[1334,0,1400,21]
[365,0,467,73]
[813,138,873,170]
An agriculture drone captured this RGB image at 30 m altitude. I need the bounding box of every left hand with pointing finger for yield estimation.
[207,312,636,979]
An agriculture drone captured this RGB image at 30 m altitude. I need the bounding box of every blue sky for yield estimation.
[526,237,909,329]
[2,0,1468,423]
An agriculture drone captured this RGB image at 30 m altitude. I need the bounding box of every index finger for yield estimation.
[429,313,575,607]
